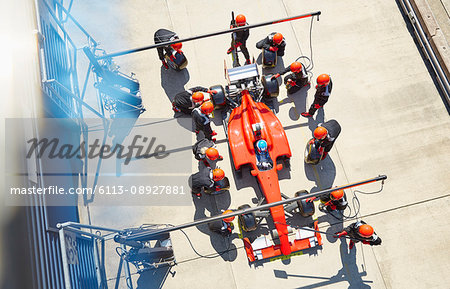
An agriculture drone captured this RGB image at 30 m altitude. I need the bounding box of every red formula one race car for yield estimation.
[209,63,322,262]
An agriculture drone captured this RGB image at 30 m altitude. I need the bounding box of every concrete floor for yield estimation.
[69,1,450,288]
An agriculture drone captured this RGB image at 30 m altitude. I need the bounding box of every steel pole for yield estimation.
[125,175,387,241]
[59,228,72,289]
[97,11,321,60]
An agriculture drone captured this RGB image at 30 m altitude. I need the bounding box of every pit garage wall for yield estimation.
[1,0,89,288]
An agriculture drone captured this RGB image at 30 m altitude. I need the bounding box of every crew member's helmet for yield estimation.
[358,224,374,238]
[290,62,302,73]
[206,147,219,160]
[256,139,268,153]
[236,14,246,26]
[192,92,204,103]
[313,126,328,140]
[330,189,344,200]
[273,33,283,44]
[317,74,330,86]
[171,42,182,51]
[213,168,225,181]
[222,209,235,223]
[200,101,214,114]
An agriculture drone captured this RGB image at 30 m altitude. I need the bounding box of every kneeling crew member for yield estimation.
[256,32,286,57]
[306,189,348,212]
[319,189,347,212]
[312,120,341,160]
[334,221,382,249]
[301,74,333,117]
[272,61,309,94]
[193,137,223,167]
[154,28,182,69]
[191,168,226,197]
[227,14,251,65]
[192,102,216,141]
[172,87,216,114]
[208,210,235,235]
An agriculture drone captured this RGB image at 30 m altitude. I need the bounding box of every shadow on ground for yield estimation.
[273,231,372,288]
[160,66,190,102]
[135,265,175,289]
[304,154,337,191]
[190,187,238,262]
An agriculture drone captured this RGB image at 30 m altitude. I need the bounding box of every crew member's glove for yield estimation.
[287,79,297,86]
[207,90,217,95]
[234,42,242,48]
[162,60,169,70]
[305,197,316,203]
[271,73,281,80]
[309,139,315,145]
[334,231,348,238]
[269,46,278,52]
[314,103,322,109]
[349,240,355,249]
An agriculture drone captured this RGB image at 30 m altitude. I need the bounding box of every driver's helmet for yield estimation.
[256,140,268,153]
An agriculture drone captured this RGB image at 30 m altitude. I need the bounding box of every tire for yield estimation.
[262,48,277,68]
[209,85,227,109]
[304,138,322,165]
[261,74,280,98]
[165,52,188,71]
[167,59,180,71]
[238,204,257,232]
[283,157,291,169]
[295,190,315,217]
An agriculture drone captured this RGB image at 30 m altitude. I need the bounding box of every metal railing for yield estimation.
[57,223,125,289]
[398,0,450,108]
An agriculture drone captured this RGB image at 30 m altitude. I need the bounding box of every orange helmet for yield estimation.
[330,189,344,200]
[358,224,374,238]
[313,126,328,140]
[273,33,283,44]
[236,14,246,26]
[200,101,214,114]
[317,74,330,86]
[192,92,204,103]
[222,209,235,223]
[205,147,219,160]
[290,61,302,73]
[213,168,225,181]
[171,42,182,51]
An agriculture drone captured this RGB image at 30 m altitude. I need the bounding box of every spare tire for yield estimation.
[304,138,323,165]
[165,51,188,71]
[262,48,277,68]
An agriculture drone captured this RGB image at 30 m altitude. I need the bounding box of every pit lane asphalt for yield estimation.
[71,1,450,288]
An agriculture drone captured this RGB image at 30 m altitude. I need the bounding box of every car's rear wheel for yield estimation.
[238,204,257,232]
[295,190,315,217]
